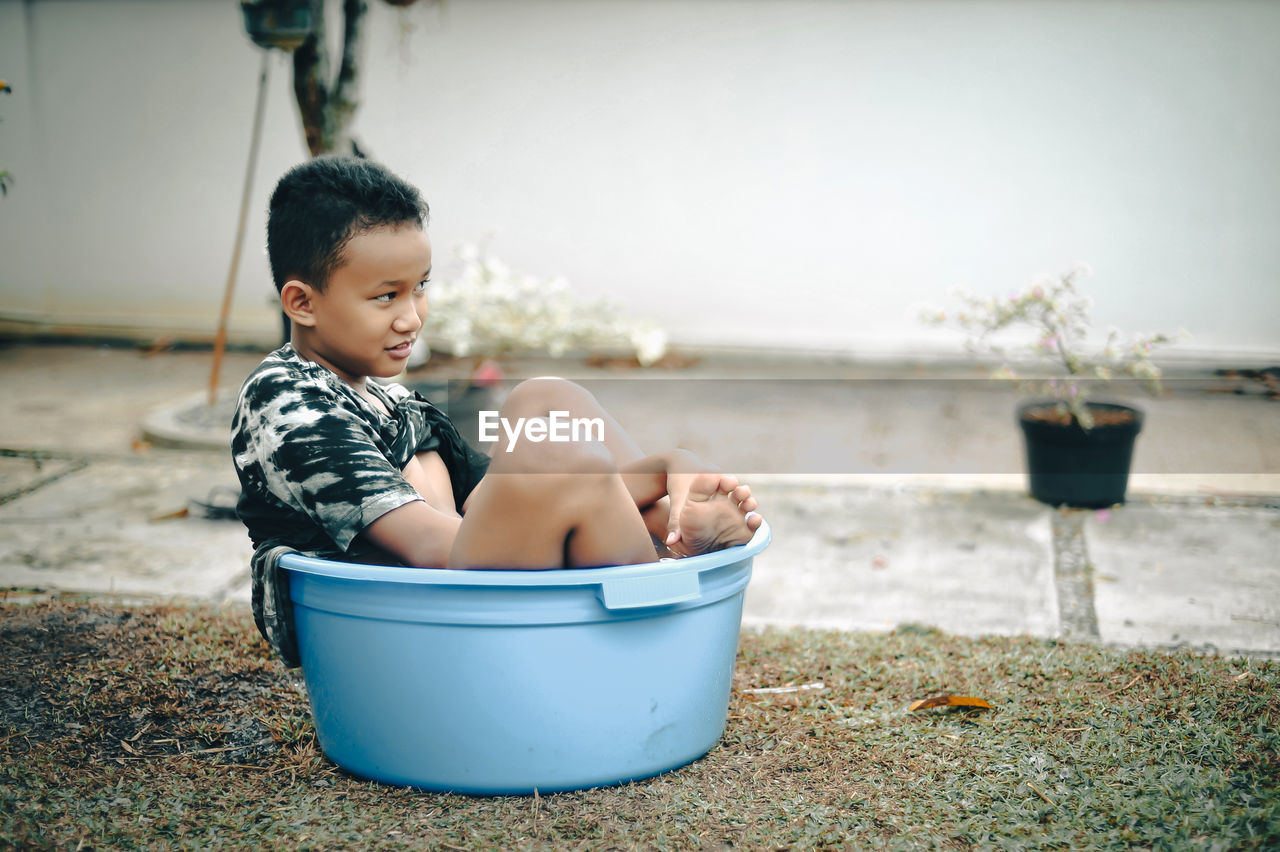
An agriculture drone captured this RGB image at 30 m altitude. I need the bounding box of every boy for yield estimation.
[232,156,761,577]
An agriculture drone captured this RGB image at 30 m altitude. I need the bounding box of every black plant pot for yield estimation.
[1018,401,1144,509]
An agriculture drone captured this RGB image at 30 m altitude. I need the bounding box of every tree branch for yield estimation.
[332,0,368,135]
[292,0,331,156]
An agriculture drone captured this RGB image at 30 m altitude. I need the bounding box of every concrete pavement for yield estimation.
[1,341,1277,657]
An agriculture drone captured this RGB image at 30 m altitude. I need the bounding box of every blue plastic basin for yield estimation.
[280,521,770,795]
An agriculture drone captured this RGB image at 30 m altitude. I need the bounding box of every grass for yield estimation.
[1,598,1277,850]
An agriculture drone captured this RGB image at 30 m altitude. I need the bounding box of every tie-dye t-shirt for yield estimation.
[231,344,489,561]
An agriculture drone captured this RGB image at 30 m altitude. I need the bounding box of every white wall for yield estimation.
[2,0,1278,360]
[0,0,303,337]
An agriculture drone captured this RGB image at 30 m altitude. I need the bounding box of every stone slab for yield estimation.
[1089,503,1280,654]
[0,345,262,455]
[742,480,1058,638]
[0,455,250,600]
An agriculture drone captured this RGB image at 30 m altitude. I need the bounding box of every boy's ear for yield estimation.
[280,280,318,328]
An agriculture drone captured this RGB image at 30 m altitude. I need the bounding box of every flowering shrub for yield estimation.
[922,263,1185,429]
[421,244,668,366]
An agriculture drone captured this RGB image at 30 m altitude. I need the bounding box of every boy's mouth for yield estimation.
[386,340,415,359]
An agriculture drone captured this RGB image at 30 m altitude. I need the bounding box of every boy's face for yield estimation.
[294,224,432,385]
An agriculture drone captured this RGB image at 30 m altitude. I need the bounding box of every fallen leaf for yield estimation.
[908,695,993,712]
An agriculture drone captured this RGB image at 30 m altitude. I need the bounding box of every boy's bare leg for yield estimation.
[484,378,679,541]
[450,378,757,569]
[488,379,756,547]
[448,462,656,570]
[448,381,654,570]
[498,377,647,465]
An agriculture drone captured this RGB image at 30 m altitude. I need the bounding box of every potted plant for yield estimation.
[923,263,1185,508]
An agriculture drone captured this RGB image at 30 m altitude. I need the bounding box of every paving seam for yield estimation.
[0,454,91,507]
[1049,509,1101,641]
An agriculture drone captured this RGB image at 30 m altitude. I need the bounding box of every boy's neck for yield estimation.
[289,333,369,394]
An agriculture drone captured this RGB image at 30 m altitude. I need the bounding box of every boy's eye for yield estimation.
[373,292,395,303]
[414,280,429,294]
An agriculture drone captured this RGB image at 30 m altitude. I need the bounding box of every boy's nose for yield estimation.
[394,301,424,333]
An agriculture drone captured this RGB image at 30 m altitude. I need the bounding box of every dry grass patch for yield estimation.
[2,599,1277,850]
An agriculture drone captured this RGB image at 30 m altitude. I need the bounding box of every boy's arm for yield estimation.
[401,451,457,513]
[619,449,728,543]
[361,450,463,569]
[618,449,707,510]
[361,500,462,569]
[619,450,760,553]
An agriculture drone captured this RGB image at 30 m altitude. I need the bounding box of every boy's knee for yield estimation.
[503,377,597,417]
[493,423,616,476]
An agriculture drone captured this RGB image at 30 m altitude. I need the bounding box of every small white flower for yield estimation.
[483,257,509,280]
[1067,261,1094,279]
[632,327,669,366]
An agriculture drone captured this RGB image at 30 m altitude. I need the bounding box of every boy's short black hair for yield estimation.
[267,156,429,292]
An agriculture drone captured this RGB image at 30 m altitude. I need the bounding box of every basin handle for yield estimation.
[598,570,701,610]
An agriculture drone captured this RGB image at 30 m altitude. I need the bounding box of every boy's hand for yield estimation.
[617,450,761,555]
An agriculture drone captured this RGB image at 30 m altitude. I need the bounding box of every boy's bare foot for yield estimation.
[666,473,762,557]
